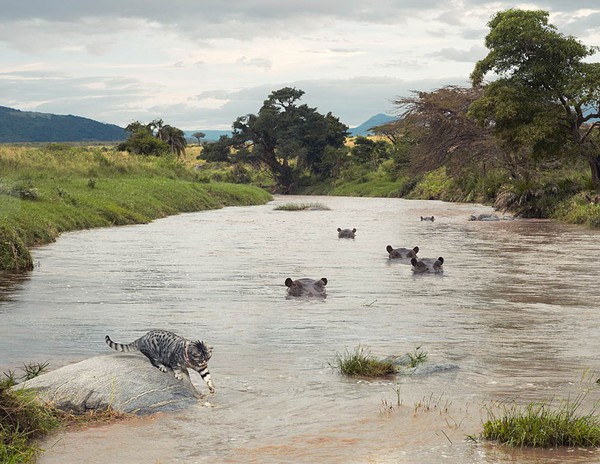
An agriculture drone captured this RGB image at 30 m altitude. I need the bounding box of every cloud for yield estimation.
[0,0,597,130]
[427,45,488,63]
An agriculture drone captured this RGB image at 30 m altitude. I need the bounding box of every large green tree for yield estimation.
[469,9,600,189]
[230,87,348,193]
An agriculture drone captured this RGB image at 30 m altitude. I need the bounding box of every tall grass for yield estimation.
[0,146,271,272]
[482,395,600,447]
[274,202,330,211]
[1,364,59,463]
[329,346,397,377]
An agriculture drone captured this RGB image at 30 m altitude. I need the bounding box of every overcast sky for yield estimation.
[1,1,598,130]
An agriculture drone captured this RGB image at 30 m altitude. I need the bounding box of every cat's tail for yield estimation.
[105,335,138,352]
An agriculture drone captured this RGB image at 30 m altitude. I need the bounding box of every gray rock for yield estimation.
[14,353,205,415]
[381,355,458,376]
[469,213,515,221]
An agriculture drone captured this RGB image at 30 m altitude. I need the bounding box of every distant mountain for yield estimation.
[0,106,127,143]
[186,114,397,142]
[348,113,396,136]
[0,106,396,144]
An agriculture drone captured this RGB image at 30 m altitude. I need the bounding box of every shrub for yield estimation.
[494,177,582,218]
[553,192,600,228]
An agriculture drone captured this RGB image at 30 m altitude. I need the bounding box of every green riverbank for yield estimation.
[0,145,272,272]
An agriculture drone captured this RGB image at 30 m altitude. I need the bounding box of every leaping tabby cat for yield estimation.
[105,329,215,393]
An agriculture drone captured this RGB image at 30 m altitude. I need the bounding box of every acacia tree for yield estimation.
[230,87,348,193]
[192,132,206,145]
[469,9,600,189]
[392,86,512,176]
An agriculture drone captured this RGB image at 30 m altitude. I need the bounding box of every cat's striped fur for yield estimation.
[105,329,215,393]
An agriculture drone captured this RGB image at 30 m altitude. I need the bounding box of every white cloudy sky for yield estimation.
[1,1,598,130]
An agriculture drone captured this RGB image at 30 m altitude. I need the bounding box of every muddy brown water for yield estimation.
[1,195,600,463]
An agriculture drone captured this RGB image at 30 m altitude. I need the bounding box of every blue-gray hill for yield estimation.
[348,113,396,136]
[0,106,127,143]
[186,114,397,142]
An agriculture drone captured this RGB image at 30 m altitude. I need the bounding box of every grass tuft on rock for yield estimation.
[330,346,397,378]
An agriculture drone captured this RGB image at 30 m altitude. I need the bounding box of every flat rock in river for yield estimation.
[15,353,204,415]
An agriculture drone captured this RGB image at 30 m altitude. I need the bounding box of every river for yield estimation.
[1,195,599,463]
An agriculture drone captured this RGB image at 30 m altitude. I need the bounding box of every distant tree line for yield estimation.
[119,8,599,202]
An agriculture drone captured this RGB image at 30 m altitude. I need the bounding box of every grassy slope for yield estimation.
[0,146,271,272]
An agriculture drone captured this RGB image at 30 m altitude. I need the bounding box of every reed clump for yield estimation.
[274,202,330,211]
[330,346,397,378]
[482,396,600,448]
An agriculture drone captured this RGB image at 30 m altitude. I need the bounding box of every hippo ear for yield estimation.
[411,258,418,266]
[437,257,444,264]
[413,246,419,253]
[285,278,293,287]
[420,216,424,220]
[386,245,393,253]
[320,278,328,286]
[431,216,435,221]
[352,228,356,233]
[337,228,341,232]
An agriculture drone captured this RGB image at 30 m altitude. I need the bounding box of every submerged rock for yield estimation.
[381,354,458,376]
[15,353,204,415]
[469,213,514,221]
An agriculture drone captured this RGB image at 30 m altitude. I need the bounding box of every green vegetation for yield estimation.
[117,119,187,157]
[1,363,128,463]
[329,346,397,378]
[197,87,349,193]
[273,202,330,211]
[406,345,428,368]
[190,9,599,229]
[0,385,59,463]
[481,396,600,448]
[0,145,271,272]
[1,364,58,463]
[470,9,600,191]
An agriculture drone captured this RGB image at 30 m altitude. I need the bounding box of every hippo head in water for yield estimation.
[410,257,444,273]
[386,245,419,260]
[285,277,328,297]
[420,216,435,222]
[337,228,357,239]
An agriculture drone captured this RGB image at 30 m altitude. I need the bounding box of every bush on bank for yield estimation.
[0,145,271,273]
